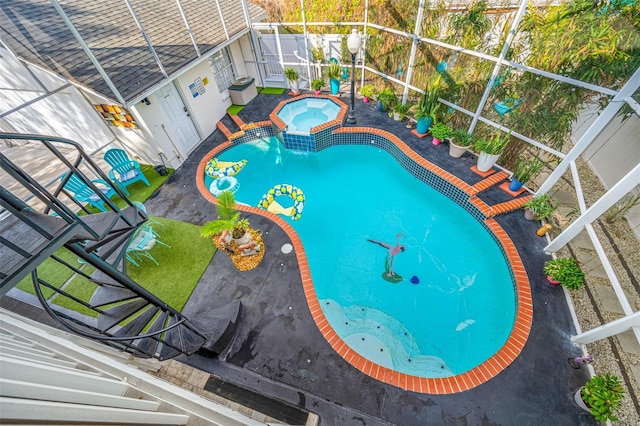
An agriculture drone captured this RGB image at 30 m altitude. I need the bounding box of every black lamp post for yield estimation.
[346,29,361,125]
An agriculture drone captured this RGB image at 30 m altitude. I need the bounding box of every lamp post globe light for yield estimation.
[346,28,361,125]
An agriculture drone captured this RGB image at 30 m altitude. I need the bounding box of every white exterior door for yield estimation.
[157,83,200,158]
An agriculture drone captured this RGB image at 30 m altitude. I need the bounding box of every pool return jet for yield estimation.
[367,233,406,283]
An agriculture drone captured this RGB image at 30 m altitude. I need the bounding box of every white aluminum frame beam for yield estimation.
[122,0,168,78]
[176,0,201,57]
[537,66,640,196]
[400,1,425,104]
[49,0,126,104]
[469,0,529,132]
[572,312,640,345]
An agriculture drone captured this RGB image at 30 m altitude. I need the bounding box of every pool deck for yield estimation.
[144,91,597,425]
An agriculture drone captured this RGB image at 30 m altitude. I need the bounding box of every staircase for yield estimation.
[0,132,241,361]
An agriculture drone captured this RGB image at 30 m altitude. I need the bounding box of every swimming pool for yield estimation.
[276,97,341,134]
[202,136,519,381]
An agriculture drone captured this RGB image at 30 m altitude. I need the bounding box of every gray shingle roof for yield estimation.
[0,0,266,104]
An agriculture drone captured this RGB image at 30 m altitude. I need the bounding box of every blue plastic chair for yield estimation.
[103,148,150,196]
[126,224,170,266]
[62,173,117,212]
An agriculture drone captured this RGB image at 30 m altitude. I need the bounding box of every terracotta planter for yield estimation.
[448,140,468,158]
[477,152,501,172]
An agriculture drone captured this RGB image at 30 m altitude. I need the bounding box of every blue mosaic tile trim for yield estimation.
[231,124,277,145]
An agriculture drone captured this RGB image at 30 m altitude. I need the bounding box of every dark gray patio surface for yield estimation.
[144,91,596,425]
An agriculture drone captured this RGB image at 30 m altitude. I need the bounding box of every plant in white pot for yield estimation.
[575,374,624,422]
[449,129,473,157]
[284,67,300,94]
[429,122,452,146]
[474,132,509,172]
[390,102,411,121]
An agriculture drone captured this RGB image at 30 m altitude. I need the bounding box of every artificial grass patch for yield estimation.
[227,104,245,115]
[15,248,81,299]
[82,164,174,214]
[52,217,216,317]
[258,87,285,95]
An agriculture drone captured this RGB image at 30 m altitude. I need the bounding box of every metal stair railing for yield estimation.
[0,132,209,361]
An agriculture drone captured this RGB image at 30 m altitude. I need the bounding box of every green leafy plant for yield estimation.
[311,46,325,63]
[326,62,342,80]
[415,84,441,120]
[474,132,509,155]
[391,102,411,119]
[429,122,452,140]
[543,257,585,290]
[450,129,474,147]
[311,78,325,90]
[580,374,625,422]
[201,190,250,240]
[513,156,544,184]
[605,193,640,223]
[376,87,398,111]
[521,193,557,220]
[283,67,299,82]
[359,84,377,99]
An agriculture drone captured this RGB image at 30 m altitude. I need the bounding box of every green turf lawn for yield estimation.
[257,87,285,95]
[82,164,173,214]
[15,248,82,299]
[51,217,216,317]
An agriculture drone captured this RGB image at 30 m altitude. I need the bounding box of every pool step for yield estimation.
[470,194,534,217]
[469,171,509,195]
[216,119,245,141]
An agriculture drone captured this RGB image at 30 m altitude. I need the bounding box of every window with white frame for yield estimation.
[209,48,236,92]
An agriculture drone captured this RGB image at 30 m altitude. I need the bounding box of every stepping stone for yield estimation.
[591,283,632,314]
[572,230,596,250]
[549,189,578,206]
[618,329,640,356]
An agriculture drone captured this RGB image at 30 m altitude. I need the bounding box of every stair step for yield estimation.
[71,206,144,242]
[90,286,138,307]
[191,301,243,357]
[488,195,533,216]
[470,171,510,195]
[97,299,148,331]
[216,121,233,139]
[133,311,169,357]
[159,314,206,360]
[229,113,246,129]
[113,306,161,339]
[85,228,136,262]
[90,269,126,287]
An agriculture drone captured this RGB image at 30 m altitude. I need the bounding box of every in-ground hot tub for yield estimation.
[270,95,348,151]
[277,97,342,133]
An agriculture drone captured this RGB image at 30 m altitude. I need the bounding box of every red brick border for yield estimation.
[196,127,533,394]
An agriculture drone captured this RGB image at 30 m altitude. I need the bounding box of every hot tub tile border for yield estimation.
[196,125,532,395]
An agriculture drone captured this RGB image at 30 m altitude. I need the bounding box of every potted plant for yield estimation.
[311,78,325,95]
[283,67,300,94]
[429,122,452,146]
[543,257,585,288]
[326,63,342,95]
[415,86,440,135]
[510,156,544,191]
[474,132,509,172]
[449,129,473,157]
[201,190,253,247]
[390,102,411,121]
[376,88,398,112]
[360,84,376,103]
[575,374,624,422]
[521,193,557,221]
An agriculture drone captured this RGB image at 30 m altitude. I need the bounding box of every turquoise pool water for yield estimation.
[206,137,515,377]
[276,98,341,133]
